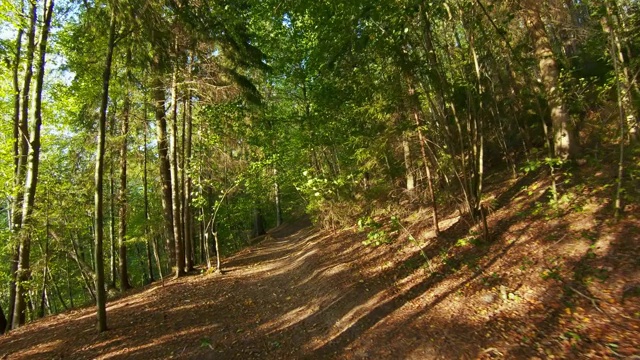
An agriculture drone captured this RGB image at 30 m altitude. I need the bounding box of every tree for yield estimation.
[522,1,577,160]
[8,0,35,330]
[152,62,176,269]
[0,304,7,334]
[94,7,117,333]
[169,56,185,277]
[13,0,54,329]
[118,48,132,290]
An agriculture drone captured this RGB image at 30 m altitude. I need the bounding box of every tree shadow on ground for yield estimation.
[2,168,638,359]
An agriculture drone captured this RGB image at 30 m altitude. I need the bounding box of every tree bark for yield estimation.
[8,1,33,331]
[152,66,176,268]
[274,168,283,226]
[400,65,440,234]
[118,48,132,291]
[402,134,415,192]
[524,4,577,160]
[47,266,67,311]
[93,8,117,333]
[108,116,117,290]
[11,5,24,190]
[14,0,54,329]
[0,304,6,335]
[602,1,638,143]
[183,94,194,271]
[143,102,155,282]
[170,64,185,277]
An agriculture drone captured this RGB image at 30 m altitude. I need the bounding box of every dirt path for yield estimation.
[1,203,639,359]
[1,219,396,359]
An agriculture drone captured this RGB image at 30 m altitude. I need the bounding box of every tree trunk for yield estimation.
[524,4,576,160]
[401,71,440,234]
[93,8,116,333]
[253,208,266,237]
[108,115,117,290]
[170,65,185,277]
[402,134,415,192]
[11,3,24,186]
[152,65,175,268]
[14,0,54,329]
[65,255,74,308]
[118,48,132,291]
[602,1,638,143]
[0,304,6,335]
[39,200,51,319]
[183,94,194,271]
[274,168,283,226]
[143,103,155,282]
[48,267,68,311]
[8,1,34,331]
[67,236,96,302]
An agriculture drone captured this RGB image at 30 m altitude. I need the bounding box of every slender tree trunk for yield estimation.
[48,267,67,311]
[11,8,23,190]
[199,216,205,264]
[143,103,155,282]
[152,236,164,282]
[524,4,576,159]
[465,19,486,225]
[170,64,185,277]
[607,13,627,217]
[118,48,132,291]
[13,1,34,232]
[183,94,194,271]
[214,230,222,272]
[93,8,116,333]
[14,0,54,329]
[152,65,175,268]
[66,231,96,301]
[202,209,211,268]
[39,196,51,318]
[274,168,282,226]
[602,1,638,143]
[414,121,440,235]
[0,304,6,335]
[402,134,415,192]
[253,208,266,237]
[401,71,440,234]
[8,1,33,331]
[108,116,117,290]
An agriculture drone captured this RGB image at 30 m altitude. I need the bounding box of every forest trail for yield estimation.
[2,175,640,359]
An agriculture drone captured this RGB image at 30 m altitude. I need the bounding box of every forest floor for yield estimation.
[1,162,640,359]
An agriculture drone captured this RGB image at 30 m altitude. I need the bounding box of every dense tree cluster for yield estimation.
[0,0,637,333]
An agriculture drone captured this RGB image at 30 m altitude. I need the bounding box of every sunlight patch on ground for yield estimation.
[294,263,350,288]
[265,249,319,277]
[305,289,394,352]
[224,233,326,278]
[225,261,281,277]
[258,305,319,334]
[14,339,63,358]
[164,301,202,314]
[99,324,219,359]
[78,336,125,353]
[107,297,151,312]
[73,308,100,321]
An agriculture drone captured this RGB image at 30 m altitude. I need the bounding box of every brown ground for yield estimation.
[1,165,640,359]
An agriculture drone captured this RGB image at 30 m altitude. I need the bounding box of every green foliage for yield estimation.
[356,215,402,247]
[0,0,636,326]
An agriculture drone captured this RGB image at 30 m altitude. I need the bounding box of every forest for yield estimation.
[0,0,639,358]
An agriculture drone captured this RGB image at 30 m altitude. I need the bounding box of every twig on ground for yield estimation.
[481,347,504,356]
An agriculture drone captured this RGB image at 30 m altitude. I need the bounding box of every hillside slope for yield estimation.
[1,167,639,359]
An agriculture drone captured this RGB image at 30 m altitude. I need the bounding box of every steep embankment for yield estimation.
[1,166,639,359]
